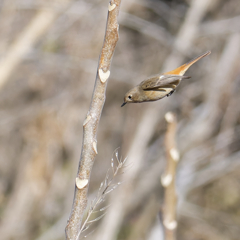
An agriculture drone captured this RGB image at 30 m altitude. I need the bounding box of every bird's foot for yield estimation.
[167,90,175,97]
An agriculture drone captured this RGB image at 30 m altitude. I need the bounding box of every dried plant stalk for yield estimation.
[77,152,127,239]
[161,112,179,240]
[65,1,122,239]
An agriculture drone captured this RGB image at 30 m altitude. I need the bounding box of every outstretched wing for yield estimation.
[140,74,190,90]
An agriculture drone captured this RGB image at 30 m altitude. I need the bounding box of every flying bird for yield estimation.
[121,51,211,107]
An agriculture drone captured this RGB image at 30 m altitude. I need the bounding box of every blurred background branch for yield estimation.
[161,112,179,240]
[0,1,71,89]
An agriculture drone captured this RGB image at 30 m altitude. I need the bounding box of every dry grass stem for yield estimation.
[77,152,127,239]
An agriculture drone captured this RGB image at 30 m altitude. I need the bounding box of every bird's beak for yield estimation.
[121,102,127,107]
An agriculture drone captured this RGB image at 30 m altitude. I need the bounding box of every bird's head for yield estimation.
[121,87,141,107]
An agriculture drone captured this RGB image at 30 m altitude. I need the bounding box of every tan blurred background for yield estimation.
[0,0,240,239]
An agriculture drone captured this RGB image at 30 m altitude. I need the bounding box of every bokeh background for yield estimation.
[0,0,240,239]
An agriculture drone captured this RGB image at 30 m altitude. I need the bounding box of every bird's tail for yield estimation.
[165,51,211,76]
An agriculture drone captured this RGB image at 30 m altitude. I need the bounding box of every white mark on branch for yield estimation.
[165,112,175,123]
[108,2,116,11]
[161,174,173,187]
[76,178,89,189]
[99,68,110,83]
[93,141,98,154]
[83,115,92,126]
[170,148,180,162]
[163,220,177,230]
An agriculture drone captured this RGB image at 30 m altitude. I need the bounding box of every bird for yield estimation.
[121,51,211,107]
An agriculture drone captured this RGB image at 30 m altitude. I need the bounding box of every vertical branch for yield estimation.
[65,1,122,239]
[161,112,180,240]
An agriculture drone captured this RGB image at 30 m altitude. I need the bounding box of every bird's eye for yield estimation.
[128,95,132,99]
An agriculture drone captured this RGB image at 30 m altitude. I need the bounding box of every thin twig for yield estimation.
[65,1,122,239]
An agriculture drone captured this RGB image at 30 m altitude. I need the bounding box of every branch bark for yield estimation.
[65,1,121,239]
[161,112,179,240]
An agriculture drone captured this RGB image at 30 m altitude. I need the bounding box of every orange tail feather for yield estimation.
[164,51,211,76]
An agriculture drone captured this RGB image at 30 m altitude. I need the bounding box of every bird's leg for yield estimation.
[167,89,175,97]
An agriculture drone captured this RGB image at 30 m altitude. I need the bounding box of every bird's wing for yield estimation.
[140,74,190,90]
